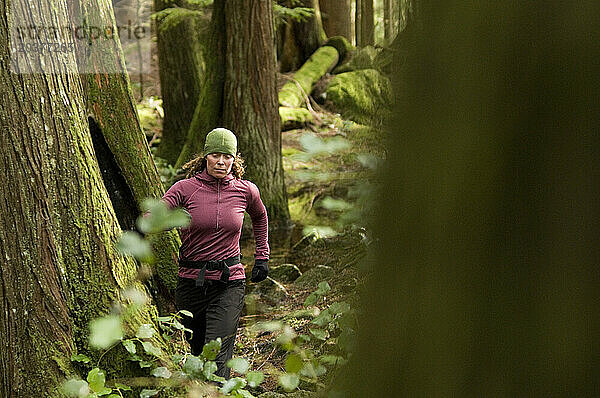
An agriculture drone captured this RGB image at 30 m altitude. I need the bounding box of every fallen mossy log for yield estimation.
[279,45,339,108]
[279,106,314,130]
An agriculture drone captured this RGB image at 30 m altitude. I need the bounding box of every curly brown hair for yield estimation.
[182,153,245,179]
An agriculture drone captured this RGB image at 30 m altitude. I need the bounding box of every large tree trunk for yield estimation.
[154,6,209,165]
[70,0,182,313]
[0,1,160,395]
[278,0,327,72]
[223,0,291,229]
[320,0,352,41]
[360,0,374,46]
[342,0,600,395]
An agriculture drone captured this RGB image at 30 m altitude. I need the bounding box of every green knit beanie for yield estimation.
[203,128,237,157]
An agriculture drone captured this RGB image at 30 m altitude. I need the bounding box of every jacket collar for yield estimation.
[194,168,234,185]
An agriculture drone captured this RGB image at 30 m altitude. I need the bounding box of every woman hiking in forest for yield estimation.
[161,127,269,379]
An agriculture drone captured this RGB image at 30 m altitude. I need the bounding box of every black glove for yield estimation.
[250,259,269,282]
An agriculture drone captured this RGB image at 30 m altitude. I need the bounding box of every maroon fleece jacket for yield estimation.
[161,169,269,281]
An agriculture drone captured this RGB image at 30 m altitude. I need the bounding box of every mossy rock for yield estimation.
[247,278,288,307]
[295,265,334,288]
[333,45,381,74]
[270,263,302,282]
[325,69,392,125]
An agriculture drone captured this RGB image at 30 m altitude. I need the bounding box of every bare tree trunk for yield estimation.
[320,0,352,41]
[360,0,374,46]
[355,0,362,45]
[0,1,160,395]
[384,0,394,44]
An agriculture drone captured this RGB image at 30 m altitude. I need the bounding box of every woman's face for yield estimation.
[205,152,234,179]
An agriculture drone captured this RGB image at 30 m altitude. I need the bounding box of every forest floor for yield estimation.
[142,96,385,397]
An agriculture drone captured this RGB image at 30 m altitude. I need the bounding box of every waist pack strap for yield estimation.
[178,255,241,287]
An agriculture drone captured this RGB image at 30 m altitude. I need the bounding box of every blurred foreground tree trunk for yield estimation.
[320,0,352,41]
[341,0,600,395]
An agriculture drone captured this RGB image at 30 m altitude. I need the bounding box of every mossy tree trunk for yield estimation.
[223,0,291,229]
[320,0,352,41]
[154,5,209,165]
[0,1,161,395]
[278,0,327,72]
[177,0,291,230]
[68,0,182,313]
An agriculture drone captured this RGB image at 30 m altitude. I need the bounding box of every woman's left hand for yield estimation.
[250,259,269,282]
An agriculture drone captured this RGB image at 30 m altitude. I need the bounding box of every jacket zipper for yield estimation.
[216,179,220,230]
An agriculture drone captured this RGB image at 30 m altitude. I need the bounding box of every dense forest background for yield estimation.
[1,0,599,397]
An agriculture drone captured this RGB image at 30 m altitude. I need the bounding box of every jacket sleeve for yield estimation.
[161,180,185,209]
[246,182,270,260]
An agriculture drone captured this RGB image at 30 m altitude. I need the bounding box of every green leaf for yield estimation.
[237,390,256,398]
[183,355,204,378]
[139,360,153,368]
[89,315,123,349]
[137,198,191,234]
[86,368,106,393]
[202,338,221,360]
[319,197,353,212]
[97,386,113,396]
[179,309,193,318]
[70,353,91,363]
[253,321,282,332]
[300,362,327,378]
[302,225,338,239]
[142,341,162,357]
[278,373,299,391]
[107,395,121,398]
[311,310,332,327]
[309,328,329,341]
[136,324,156,339]
[140,389,159,398]
[114,382,132,391]
[285,353,303,374]
[220,377,246,394]
[316,281,331,295]
[246,371,264,388]
[116,231,154,262]
[226,357,250,374]
[303,292,318,306]
[203,360,218,380]
[157,316,171,322]
[172,320,185,330]
[62,379,89,398]
[319,355,347,366]
[171,353,184,363]
[151,366,172,378]
[328,301,351,314]
[122,340,136,354]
